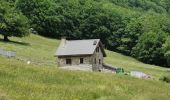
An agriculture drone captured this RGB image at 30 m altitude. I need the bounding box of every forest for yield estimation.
[1,0,170,67]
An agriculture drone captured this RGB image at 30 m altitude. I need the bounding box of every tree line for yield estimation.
[1,0,170,67]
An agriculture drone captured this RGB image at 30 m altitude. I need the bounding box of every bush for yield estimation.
[131,31,167,66]
[160,76,170,83]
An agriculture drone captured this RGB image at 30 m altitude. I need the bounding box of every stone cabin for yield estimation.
[55,38,107,71]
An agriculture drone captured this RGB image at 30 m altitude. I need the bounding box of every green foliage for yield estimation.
[16,0,61,37]
[0,0,29,41]
[161,0,170,13]
[80,7,126,48]
[163,37,170,67]
[132,31,167,66]
[8,0,170,67]
[160,75,170,83]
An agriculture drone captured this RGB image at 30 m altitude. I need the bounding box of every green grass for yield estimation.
[105,51,170,79]
[0,57,170,100]
[0,34,60,66]
[0,34,170,100]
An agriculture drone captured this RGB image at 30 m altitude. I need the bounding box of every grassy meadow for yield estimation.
[0,34,170,100]
[105,51,170,79]
[0,34,60,66]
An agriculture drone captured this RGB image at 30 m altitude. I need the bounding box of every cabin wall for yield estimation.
[57,45,104,71]
[91,45,104,71]
[57,56,93,68]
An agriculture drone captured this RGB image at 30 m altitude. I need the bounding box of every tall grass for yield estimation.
[0,57,170,100]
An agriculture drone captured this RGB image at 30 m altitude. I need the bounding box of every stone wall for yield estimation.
[91,45,104,71]
[58,55,93,67]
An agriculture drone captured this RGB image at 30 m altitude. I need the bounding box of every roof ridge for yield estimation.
[67,39,100,41]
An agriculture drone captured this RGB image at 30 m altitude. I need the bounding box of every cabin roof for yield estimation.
[55,39,106,57]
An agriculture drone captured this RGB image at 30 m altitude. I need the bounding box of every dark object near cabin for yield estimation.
[160,76,170,83]
[103,64,117,71]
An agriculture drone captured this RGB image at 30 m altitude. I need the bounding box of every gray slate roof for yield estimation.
[55,39,106,57]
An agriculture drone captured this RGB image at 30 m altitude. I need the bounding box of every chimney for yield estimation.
[61,36,66,47]
[93,40,97,45]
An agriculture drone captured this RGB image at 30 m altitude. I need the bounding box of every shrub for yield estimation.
[160,75,170,83]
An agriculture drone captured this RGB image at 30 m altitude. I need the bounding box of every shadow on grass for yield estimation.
[0,38,30,46]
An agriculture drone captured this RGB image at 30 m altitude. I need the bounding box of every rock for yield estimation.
[27,61,31,64]
[130,71,151,79]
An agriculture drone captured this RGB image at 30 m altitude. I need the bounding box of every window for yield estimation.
[96,47,99,52]
[66,59,71,65]
[99,59,101,64]
[80,58,84,64]
[94,58,96,64]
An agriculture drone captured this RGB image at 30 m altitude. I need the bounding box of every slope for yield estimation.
[0,34,170,99]
[0,34,169,79]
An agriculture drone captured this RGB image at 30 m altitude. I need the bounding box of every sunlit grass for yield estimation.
[0,57,170,100]
[0,34,60,66]
[0,34,170,99]
[105,50,170,79]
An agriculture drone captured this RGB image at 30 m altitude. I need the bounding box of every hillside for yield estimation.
[0,34,170,99]
[0,34,169,79]
[0,34,60,66]
[1,0,170,67]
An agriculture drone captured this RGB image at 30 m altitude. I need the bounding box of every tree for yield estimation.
[80,4,126,49]
[163,36,170,67]
[16,0,62,38]
[162,0,170,13]
[13,0,170,67]
[114,17,144,55]
[0,1,29,41]
[132,31,167,66]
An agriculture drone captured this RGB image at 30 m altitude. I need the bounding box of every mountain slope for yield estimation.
[0,34,169,79]
[0,34,60,66]
[0,34,170,99]
[0,56,170,100]
[105,51,170,79]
